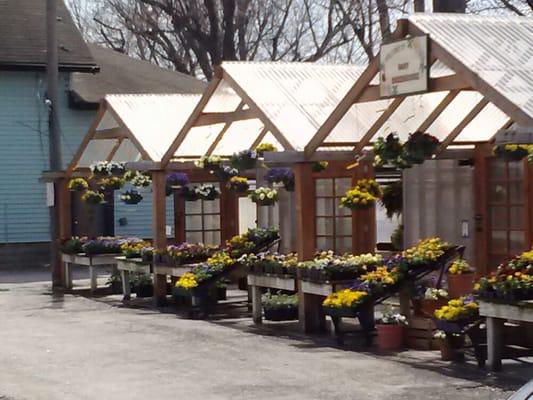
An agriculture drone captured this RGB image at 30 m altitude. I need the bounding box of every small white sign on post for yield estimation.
[46,182,55,207]
[380,35,428,98]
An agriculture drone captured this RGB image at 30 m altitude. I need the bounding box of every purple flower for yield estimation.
[264,168,295,190]
[167,172,189,187]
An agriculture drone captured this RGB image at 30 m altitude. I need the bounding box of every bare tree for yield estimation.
[67,0,412,79]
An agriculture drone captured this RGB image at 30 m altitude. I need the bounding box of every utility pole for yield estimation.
[47,0,63,288]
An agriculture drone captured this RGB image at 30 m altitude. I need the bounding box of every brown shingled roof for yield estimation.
[0,0,97,71]
[69,45,206,105]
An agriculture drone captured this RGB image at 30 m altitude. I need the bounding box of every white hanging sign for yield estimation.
[46,182,55,207]
[380,35,428,97]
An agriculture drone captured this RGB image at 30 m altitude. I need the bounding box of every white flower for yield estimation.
[267,192,274,199]
[434,330,446,339]
[259,193,266,200]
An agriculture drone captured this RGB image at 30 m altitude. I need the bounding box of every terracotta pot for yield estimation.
[447,273,474,298]
[440,334,465,362]
[419,298,448,317]
[376,324,404,351]
[439,339,452,361]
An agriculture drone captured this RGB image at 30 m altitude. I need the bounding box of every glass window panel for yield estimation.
[316,236,334,252]
[509,206,525,230]
[335,217,352,236]
[316,217,334,236]
[490,230,508,254]
[489,159,506,180]
[203,199,220,213]
[336,201,351,216]
[509,231,525,255]
[509,181,524,204]
[488,254,507,268]
[508,161,523,180]
[185,200,202,214]
[204,230,221,246]
[204,214,221,230]
[489,183,507,204]
[335,178,352,197]
[185,215,202,229]
[489,206,507,230]
[336,237,352,255]
[315,179,333,197]
[186,231,203,243]
[316,198,334,216]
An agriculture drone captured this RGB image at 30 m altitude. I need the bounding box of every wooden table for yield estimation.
[62,253,120,293]
[479,300,533,371]
[299,280,355,333]
[116,257,151,300]
[152,263,200,305]
[247,274,297,324]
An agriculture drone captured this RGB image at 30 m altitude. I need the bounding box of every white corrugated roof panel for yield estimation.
[409,13,533,123]
[105,94,202,161]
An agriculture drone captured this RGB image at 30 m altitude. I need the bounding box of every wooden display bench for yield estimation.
[247,273,297,324]
[479,300,533,371]
[115,257,151,300]
[62,253,120,293]
[152,262,199,305]
[299,279,357,333]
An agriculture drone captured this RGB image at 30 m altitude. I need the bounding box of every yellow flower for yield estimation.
[176,272,198,289]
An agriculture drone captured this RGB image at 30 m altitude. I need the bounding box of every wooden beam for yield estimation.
[353,97,404,154]
[161,76,222,167]
[105,105,152,161]
[319,141,358,148]
[152,170,168,307]
[416,90,460,132]
[205,101,246,156]
[66,101,107,175]
[250,127,269,150]
[221,70,295,151]
[93,127,128,140]
[435,98,489,155]
[195,108,256,127]
[304,58,379,159]
[357,76,470,103]
[106,138,123,162]
[408,21,533,128]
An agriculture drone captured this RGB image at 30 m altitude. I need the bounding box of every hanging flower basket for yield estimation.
[230,149,258,171]
[227,176,249,193]
[311,161,328,173]
[255,142,278,157]
[120,190,143,205]
[403,131,440,164]
[194,155,223,172]
[82,190,105,205]
[340,179,382,210]
[166,172,189,188]
[68,178,88,192]
[380,181,402,218]
[249,187,278,206]
[196,184,220,201]
[493,144,532,162]
[373,133,405,168]
[90,161,125,177]
[98,176,125,191]
[264,168,295,191]
[214,165,239,182]
[180,187,200,202]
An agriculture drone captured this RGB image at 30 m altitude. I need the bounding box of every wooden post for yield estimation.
[152,170,168,306]
[220,185,239,243]
[352,161,376,254]
[57,177,72,288]
[474,144,490,277]
[173,191,185,244]
[121,270,131,300]
[486,316,504,371]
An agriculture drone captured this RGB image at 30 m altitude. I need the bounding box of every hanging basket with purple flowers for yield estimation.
[264,167,295,191]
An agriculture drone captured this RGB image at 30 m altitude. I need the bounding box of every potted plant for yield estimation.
[433,330,465,361]
[195,155,224,171]
[249,187,278,206]
[262,292,298,321]
[61,236,87,254]
[120,189,143,205]
[412,281,449,317]
[121,241,151,259]
[214,165,239,182]
[255,142,278,157]
[227,176,249,193]
[376,306,407,351]
[216,280,228,301]
[340,179,382,210]
[230,149,258,171]
[380,181,402,219]
[131,274,153,298]
[166,172,189,188]
[264,168,295,191]
[311,161,328,173]
[373,133,406,168]
[493,144,532,162]
[106,270,123,294]
[403,131,439,165]
[447,259,474,298]
[196,184,220,201]
[68,178,88,192]
[82,190,105,205]
[98,176,125,192]
[140,246,154,263]
[123,170,151,187]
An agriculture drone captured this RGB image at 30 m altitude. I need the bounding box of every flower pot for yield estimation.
[216,286,227,301]
[413,298,448,317]
[376,324,404,351]
[447,273,474,298]
[135,284,154,298]
[439,335,465,361]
